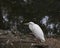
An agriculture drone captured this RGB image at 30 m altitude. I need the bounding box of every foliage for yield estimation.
[0,0,60,35]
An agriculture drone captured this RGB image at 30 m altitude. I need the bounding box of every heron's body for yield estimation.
[24,22,45,42]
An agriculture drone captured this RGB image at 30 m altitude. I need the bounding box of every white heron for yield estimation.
[24,22,45,42]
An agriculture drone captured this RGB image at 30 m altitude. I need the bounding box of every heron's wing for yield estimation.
[32,24,45,40]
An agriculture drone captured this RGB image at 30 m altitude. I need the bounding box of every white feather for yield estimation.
[28,22,45,42]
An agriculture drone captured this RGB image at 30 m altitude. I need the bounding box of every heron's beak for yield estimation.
[24,23,29,25]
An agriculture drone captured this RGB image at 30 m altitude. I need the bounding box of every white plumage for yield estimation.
[24,22,45,42]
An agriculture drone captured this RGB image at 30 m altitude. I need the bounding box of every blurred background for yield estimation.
[0,0,60,48]
[0,0,60,36]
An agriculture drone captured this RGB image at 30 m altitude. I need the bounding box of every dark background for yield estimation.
[0,0,60,36]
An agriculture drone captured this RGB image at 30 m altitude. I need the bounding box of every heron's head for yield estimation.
[24,22,35,25]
